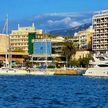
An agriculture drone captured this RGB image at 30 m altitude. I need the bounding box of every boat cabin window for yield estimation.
[96,57,105,61]
[98,64,108,67]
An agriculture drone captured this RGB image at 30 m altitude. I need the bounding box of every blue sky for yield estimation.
[0,0,108,20]
[0,0,107,33]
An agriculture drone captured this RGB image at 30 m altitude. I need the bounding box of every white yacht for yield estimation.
[83,54,108,77]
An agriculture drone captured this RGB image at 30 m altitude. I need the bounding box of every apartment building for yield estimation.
[10,24,43,54]
[92,10,108,54]
[0,34,9,62]
[72,27,94,50]
[0,34,9,53]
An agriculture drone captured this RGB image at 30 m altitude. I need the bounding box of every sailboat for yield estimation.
[0,15,28,75]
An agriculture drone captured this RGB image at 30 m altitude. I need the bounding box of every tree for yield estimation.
[70,59,79,67]
[47,34,56,39]
[0,60,3,68]
[78,54,93,67]
[63,40,76,67]
[53,57,62,68]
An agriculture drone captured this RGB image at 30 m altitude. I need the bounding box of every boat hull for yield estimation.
[0,68,28,75]
[83,67,108,77]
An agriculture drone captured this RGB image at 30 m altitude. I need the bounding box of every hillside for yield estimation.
[48,23,91,37]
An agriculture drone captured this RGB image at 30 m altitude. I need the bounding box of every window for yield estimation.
[98,64,108,67]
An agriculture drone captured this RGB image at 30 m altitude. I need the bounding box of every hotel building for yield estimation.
[92,10,108,54]
[10,24,43,54]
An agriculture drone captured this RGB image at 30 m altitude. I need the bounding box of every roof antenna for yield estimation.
[32,22,35,28]
[18,24,20,29]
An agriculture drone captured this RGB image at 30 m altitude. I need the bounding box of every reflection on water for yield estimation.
[0,75,108,108]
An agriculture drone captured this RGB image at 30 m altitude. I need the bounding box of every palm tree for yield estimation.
[63,40,76,67]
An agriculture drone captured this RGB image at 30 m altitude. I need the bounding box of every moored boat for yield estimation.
[83,54,108,77]
[0,67,28,75]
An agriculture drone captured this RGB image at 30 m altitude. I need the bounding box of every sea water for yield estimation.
[0,75,108,108]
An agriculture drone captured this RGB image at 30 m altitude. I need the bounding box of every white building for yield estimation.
[92,10,108,54]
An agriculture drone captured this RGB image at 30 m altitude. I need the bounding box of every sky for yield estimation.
[0,0,108,20]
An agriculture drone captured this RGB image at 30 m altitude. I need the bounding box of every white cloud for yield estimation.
[47,20,54,25]
[48,17,71,24]
[69,21,81,27]
[44,12,86,17]
[82,18,92,23]
[32,12,92,30]
[33,12,92,20]
[47,17,82,28]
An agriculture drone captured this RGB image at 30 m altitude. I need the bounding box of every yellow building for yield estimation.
[72,27,94,50]
[10,24,43,54]
[74,50,91,60]
[0,34,9,53]
[51,37,65,57]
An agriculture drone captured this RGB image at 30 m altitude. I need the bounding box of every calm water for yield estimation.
[0,75,108,108]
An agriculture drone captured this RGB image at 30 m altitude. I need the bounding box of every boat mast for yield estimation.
[46,39,48,69]
[3,15,9,67]
[45,31,48,69]
[2,15,8,35]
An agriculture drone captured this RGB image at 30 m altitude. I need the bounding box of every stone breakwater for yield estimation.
[54,68,78,75]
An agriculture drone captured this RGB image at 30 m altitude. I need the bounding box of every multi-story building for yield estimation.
[51,37,66,67]
[10,24,43,54]
[0,34,9,52]
[0,34,9,62]
[33,39,52,56]
[72,27,94,50]
[92,10,108,54]
[32,37,65,67]
[51,37,65,56]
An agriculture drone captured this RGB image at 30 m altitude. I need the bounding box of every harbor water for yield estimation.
[0,75,108,108]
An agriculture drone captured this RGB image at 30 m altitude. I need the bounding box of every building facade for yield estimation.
[33,39,52,56]
[92,10,108,54]
[10,24,43,54]
[0,34,9,52]
[32,37,65,67]
[72,27,94,50]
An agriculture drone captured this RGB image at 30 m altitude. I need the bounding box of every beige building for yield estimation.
[51,37,65,57]
[92,10,108,54]
[74,50,91,60]
[0,34,9,53]
[72,27,94,50]
[0,34,9,63]
[10,24,43,54]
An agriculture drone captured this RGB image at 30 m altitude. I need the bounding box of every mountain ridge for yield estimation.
[48,23,91,37]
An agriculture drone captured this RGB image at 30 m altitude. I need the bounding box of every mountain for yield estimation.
[48,23,92,37]
[0,12,93,34]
